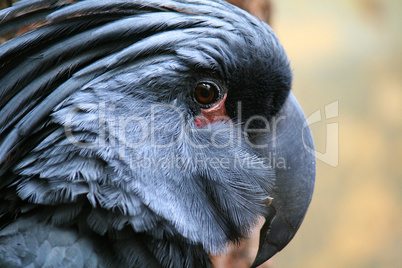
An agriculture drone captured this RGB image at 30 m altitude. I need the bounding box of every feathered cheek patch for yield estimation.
[194,94,230,127]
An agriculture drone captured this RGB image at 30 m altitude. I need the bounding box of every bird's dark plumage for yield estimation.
[0,0,315,267]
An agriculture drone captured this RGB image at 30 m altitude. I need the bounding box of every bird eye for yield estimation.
[193,82,221,108]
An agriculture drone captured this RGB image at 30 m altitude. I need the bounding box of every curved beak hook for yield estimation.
[251,93,316,267]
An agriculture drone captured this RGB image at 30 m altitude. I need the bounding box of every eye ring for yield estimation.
[193,81,222,108]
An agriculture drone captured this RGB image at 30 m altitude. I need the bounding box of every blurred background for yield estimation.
[0,0,400,267]
[228,0,401,267]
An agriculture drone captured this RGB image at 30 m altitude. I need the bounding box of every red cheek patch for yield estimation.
[194,94,229,127]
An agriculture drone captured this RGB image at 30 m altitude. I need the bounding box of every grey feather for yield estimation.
[0,0,314,267]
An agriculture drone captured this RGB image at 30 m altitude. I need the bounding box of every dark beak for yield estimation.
[251,93,316,267]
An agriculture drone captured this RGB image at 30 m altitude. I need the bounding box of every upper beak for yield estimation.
[250,93,316,267]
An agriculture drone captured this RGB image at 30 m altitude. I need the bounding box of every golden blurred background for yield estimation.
[268,0,401,267]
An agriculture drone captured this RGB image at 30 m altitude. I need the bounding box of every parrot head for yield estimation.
[0,0,315,267]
